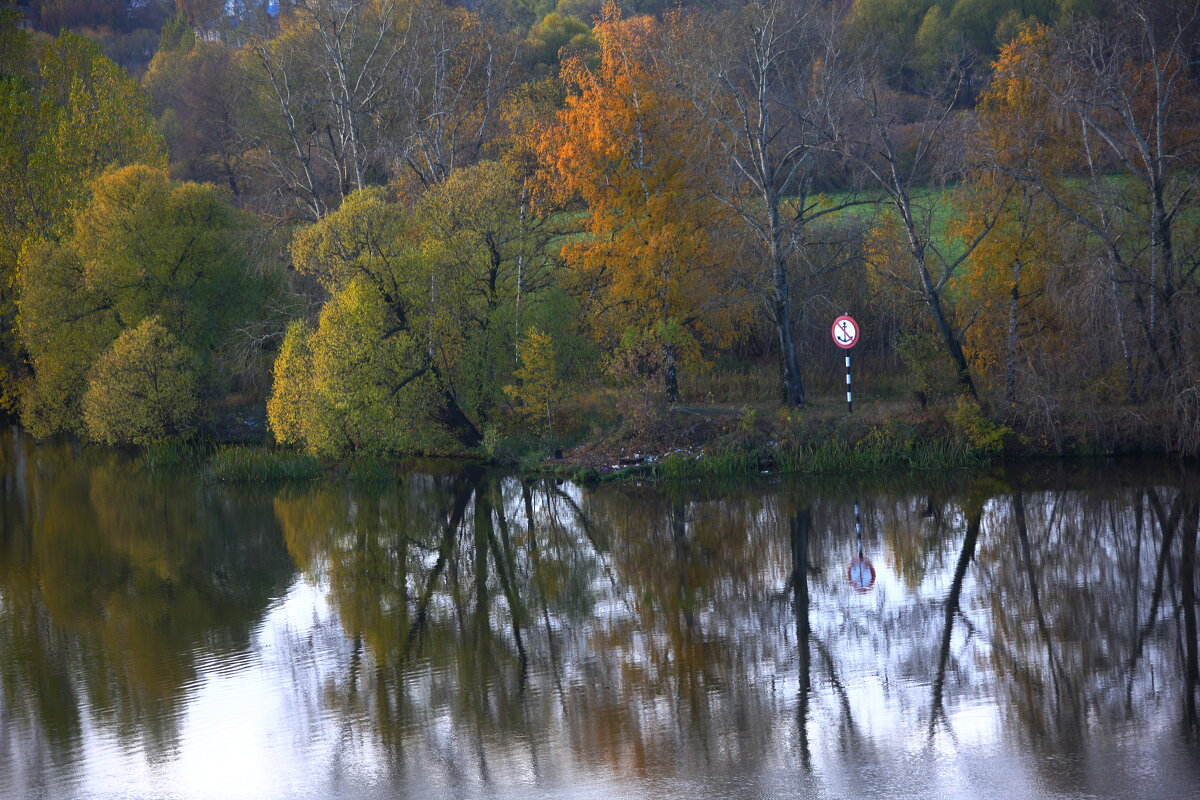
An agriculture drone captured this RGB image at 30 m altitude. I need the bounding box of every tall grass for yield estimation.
[207,446,323,482]
[345,456,396,482]
[139,440,209,473]
[655,447,763,480]
[775,438,985,474]
[643,437,986,482]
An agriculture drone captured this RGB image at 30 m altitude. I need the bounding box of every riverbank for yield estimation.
[528,386,1199,482]
[146,390,1193,484]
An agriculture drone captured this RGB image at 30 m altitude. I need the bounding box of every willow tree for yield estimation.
[18,165,268,443]
[269,159,563,455]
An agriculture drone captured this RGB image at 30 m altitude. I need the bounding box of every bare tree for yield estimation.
[1029,1,1200,400]
[672,0,852,406]
[242,0,516,221]
[830,47,1014,400]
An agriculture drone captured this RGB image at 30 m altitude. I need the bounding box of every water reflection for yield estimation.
[1,432,1199,799]
[0,431,293,783]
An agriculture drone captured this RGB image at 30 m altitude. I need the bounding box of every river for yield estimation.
[1,429,1198,799]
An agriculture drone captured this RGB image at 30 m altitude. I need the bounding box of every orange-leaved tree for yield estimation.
[530,0,748,400]
[952,25,1073,404]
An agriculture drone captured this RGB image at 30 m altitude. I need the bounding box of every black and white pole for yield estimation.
[846,354,852,414]
[832,314,859,414]
[855,501,863,558]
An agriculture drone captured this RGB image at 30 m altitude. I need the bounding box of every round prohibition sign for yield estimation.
[832,314,859,349]
[848,556,876,593]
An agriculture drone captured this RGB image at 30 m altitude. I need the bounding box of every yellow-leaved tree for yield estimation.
[269,154,573,457]
[504,327,564,435]
[18,165,269,442]
[0,25,165,416]
[82,316,199,446]
[530,0,747,400]
[954,24,1078,404]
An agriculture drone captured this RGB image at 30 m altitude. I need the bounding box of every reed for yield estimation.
[139,440,208,472]
[207,446,323,482]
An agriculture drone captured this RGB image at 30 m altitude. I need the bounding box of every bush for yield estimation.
[82,317,199,446]
[950,395,1009,454]
[605,330,670,437]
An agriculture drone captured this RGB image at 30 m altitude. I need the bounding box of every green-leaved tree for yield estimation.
[83,317,199,446]
[18,165,270,442]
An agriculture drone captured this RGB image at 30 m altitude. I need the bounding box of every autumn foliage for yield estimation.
[2,1,1200,456]
[531,2,748,378]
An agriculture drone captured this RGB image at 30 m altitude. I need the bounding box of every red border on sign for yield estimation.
[832,314,859,349]
[847,557,876,593]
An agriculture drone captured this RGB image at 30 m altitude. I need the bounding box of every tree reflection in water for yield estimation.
[270,466,1200,792]
[0,430,292,768]
[2,432,1200,798]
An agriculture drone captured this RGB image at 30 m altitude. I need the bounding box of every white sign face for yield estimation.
[832,315,859,349]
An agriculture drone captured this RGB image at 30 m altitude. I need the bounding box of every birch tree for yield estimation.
[672,0,849,406]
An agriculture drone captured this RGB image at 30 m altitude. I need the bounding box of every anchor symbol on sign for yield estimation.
[836,320,854,344]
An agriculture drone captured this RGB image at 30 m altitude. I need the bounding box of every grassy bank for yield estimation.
[537,401,993,483]
[134,387,1186,485]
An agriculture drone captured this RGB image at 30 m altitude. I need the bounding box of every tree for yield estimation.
[532,1,747,400]
[143,32,249,196]
[280,186,482,452]
[242,0,516,221]
[672,0,851,406]
[16,239,118,437]
[504,327,564,434]
[266,318,314,448]
[271,157,567,455]
[955,24,1078,405]
[82,316,199,445]
[18,165,270,440]
[0,25,164,416]
[523,11,597,74]
[833,31,1018,399]
[418,158,566,415]
[971,8,1200,409]
[268,277,453,456]
[1019,4,1200,399]
[844,0,1063,90]
[952,183,1065,405]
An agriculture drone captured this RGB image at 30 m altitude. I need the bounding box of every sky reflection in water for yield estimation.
[1,430,1199,799]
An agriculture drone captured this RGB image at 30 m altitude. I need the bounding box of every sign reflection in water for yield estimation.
[1,429,1199,800]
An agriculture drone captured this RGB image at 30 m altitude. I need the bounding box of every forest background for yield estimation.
[1,0,1198,471]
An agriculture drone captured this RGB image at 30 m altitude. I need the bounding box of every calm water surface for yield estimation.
[1,430,1199,799]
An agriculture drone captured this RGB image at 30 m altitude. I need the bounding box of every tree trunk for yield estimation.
[903,214,977,399]
[429,362,482,447]
[771,203,805,405]
[664,342,679,402]
[1005,260,1020,404]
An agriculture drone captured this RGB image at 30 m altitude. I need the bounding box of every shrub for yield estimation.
[950,395,1009,454]
[82,316,198,446]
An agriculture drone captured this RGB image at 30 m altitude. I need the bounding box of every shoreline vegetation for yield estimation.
[2,3,1199,477]
[119,388,1191,485]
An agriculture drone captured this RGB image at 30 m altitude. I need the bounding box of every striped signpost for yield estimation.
[831,314,859,413]
[848,500,876,593]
